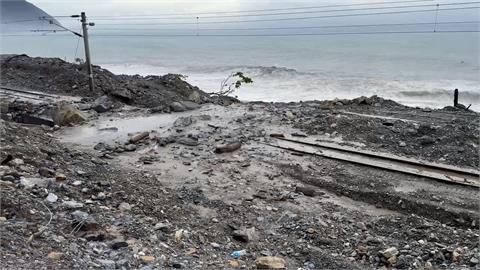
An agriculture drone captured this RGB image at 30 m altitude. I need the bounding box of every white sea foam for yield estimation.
[104,63,480,110]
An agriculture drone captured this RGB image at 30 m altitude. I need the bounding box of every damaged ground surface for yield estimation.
[1,93,479,269]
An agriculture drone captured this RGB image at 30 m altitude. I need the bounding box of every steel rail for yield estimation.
[0,86,59,98]
[268,135,480,188]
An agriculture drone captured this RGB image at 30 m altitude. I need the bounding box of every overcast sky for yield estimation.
[26,0,477,16]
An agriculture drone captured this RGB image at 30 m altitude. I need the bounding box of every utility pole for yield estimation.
[80,12,94,92]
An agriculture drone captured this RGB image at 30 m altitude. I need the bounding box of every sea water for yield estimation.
[1,31,479,110]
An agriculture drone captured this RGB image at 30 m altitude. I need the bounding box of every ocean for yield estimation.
[1,32,479,110]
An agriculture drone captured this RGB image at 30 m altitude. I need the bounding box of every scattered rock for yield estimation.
[47,252,63,261]
[62,200,84,209]
[215,142,242,154]
[118,202,132,212]
[46,193,58,203]
[255,256,286,269]
[232,227,257,243]
[382,247,399,258]
[129,132,149,144]
[295,185,317,197]
[54,103,87,126]
[55,173,67,182]
[39,167,55,177]
[111,240,129,250]
[140,256,155,264]
[177,137,199,147]
[92,95,113,113]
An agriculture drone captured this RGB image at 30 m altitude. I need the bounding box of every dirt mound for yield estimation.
[0,54,209,108]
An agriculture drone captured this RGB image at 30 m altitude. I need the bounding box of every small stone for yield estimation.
[1,175,15,182]
[255,256,286,269]
[0,216,7,224]
[97,259,115,268]
[20,177,50,189]
[72,180,83,186]
[39,167,55,177]
[471,257,479,265]
[96,192,106,200]
[140,255,155,264]
[387,255,397,266]
[227,259,241,268]
[172,262,183,268]
[118,202,132,211]
[111,240,129,250]
[295,185,316,197]
[356,222,367,231]
[382,247,399,258]
[211,242,221,249]
[399,141,406,147]
[46,193,58,203]
[62,200,84,209]
[154,222,171,232]
[10,158,24,166]
[232,227,257,243]
[47,252,63,261]
[55,173,67,181]
[124,144,137,152]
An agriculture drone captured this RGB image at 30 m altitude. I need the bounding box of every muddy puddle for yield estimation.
[58,106,213,145]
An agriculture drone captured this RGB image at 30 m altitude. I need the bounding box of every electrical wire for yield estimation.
[91,1,480,21]
[86,0,436,17]
[2,29,479,38]
[38,17,83,37]
[97,6,480,25]
[92,21,480,31]
[85,30,480,36]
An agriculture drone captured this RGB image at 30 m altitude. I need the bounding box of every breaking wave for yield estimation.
[399,89,480,101]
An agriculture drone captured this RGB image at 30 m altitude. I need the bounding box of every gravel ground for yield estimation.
[1,86,479,269]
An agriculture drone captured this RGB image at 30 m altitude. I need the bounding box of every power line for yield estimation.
[2,30,479,38]
[0,30,475,37]
[98,6,480,25]
[84,30,480,36]
[91,1,480,21]
[39,17,83,37]
[93,21,480,32]
[87,0,435,17]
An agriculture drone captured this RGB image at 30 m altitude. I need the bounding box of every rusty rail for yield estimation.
[268,135,480,188]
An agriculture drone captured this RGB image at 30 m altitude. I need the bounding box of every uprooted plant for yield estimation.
[209,72,253,97]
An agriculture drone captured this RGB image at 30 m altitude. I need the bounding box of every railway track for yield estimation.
[267,134,480,188]
[0,86,59,99]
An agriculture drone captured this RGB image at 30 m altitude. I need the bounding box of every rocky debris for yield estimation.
[215,142,242,154]
[54,103,87,126]
[255,256,286,269]
[170,101,201,112]
[232,227,258,243]
[281,96,479,168]
[92,95,113,113]
[45,193,58,203]
[295,185,317,197]
[173,116,196,127]
[0,99,55,127]
[129,131,150,144]
[47,252,64,261]
[1,55,210,109]
[176,137,199,147]
[0,97,478,270]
